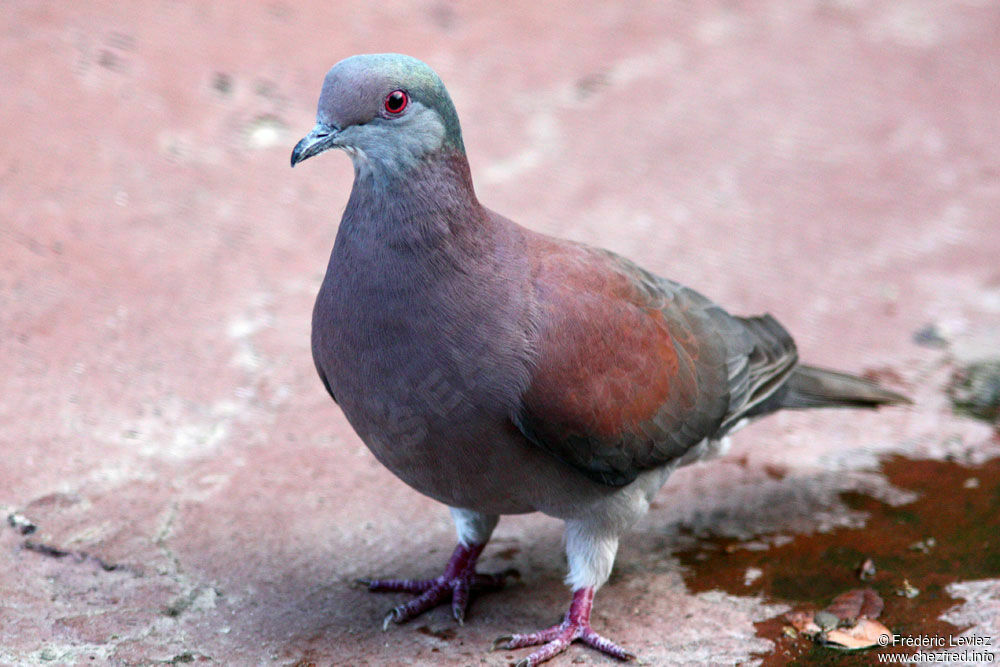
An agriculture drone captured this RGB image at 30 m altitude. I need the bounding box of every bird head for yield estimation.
[290,54,464,180]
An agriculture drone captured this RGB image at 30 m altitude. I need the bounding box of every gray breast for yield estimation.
[310,236,537,508]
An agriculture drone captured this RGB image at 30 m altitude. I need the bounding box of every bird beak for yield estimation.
[290,122,340,167]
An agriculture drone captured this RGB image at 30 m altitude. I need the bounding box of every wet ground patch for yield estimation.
[677,455,1000,663]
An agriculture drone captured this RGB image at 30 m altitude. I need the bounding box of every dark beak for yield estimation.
[290,122,339,167]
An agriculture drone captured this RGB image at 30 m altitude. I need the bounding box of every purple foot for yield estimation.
[493,587,635,666]
[358,542,517,629]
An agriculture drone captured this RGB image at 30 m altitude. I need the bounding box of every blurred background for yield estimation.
[2,1,998,664]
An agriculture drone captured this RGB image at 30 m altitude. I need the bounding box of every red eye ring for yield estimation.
[384,90,408,114]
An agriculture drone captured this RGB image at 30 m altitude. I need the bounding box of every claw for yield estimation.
[452,578,470,624]
[491,634,514,651]
[382,608,398,631]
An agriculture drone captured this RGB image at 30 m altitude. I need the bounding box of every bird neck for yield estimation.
[338,149,488,252]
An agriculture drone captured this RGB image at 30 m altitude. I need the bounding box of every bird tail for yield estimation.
[779,364,911,409]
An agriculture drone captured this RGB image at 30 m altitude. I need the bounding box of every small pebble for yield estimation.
[857,558,876,581]
[7,512,36,535]
[814,610,839,631]
[896,579,920,598]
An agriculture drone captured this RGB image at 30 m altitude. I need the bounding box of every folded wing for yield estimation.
[514,239,798,486]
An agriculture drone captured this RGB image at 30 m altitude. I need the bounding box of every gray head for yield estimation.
[290,54,464,180]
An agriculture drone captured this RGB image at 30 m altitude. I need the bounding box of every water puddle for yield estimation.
[677,455,1000,663]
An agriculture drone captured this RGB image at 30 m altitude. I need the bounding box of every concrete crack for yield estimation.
[21,539,141,576]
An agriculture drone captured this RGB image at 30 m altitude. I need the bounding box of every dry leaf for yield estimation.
[823,618,892,651]
[825,588,884,621]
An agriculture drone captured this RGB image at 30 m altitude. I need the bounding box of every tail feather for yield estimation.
[780,364,911,409]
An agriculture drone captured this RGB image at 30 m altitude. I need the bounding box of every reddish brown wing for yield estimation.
[514,237,782,486]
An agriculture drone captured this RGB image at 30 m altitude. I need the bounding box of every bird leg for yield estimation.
[359,541,517,628]
[493,587,634,666]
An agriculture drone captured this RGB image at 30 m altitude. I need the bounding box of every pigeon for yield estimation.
[291,53,909,666]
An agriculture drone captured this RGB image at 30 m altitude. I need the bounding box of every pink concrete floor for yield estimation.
[2,1,999,664]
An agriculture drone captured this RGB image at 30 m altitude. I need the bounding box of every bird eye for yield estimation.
[384,90,408,114]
